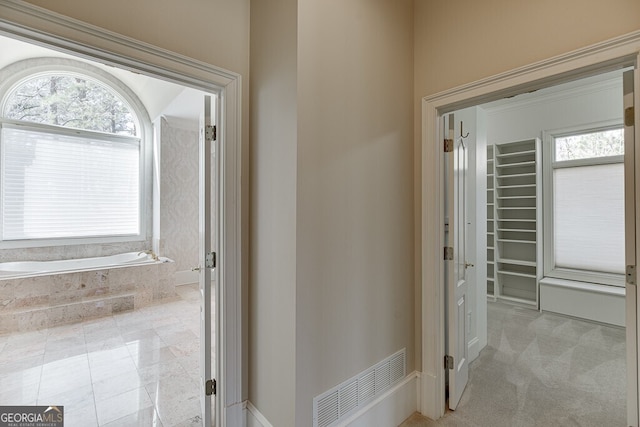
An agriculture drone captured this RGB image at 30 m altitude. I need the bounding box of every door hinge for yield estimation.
[444,138,453,153]
[444,355,454,370]
[625,106,635,127]
[205,125,217,142]
[627,265,636,286]
[205,252,216,269]
[206,379,216,396]
[444,247,453,261]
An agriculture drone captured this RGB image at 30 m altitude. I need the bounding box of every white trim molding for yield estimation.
[246,401,274,427]
[0,0,238,89]
[421,30,640,423]
[425,31,640,114]
[0,2,245,426]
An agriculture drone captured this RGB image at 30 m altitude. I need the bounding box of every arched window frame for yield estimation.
[0,57,153,248]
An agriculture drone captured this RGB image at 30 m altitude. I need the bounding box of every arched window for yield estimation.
[3,73,139,135]
[0,59,150,246]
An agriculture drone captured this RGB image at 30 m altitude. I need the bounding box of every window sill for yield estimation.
[546,268,624,288]
[539,277,625,297]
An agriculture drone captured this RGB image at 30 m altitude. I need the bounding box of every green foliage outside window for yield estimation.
[3,74,137,136]
[555,128,624,162]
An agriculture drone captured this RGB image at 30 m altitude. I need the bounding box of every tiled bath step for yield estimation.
[0,292,177,335]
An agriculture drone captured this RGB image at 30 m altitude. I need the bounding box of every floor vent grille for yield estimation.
[312,348,406,427]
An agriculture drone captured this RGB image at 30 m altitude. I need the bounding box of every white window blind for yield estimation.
[553,162,624,274]
[1,126,140,241]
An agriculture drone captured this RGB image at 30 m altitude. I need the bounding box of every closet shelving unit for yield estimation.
[490,139,542,307]
[486,145,496,300]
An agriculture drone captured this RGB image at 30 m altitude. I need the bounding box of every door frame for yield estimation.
[199,94,217,426]
[421,30,640,421]
[0,2,245,426]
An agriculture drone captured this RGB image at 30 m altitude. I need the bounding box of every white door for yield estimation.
[624,68,639,427]
[199,94,219,426]
[445,113,470,410]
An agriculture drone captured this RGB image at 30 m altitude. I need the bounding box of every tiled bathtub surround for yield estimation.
[0,240,152,263]
[0,260,176,334]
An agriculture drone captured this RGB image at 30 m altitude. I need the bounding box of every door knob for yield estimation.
[465,262,474,268]
[192,266,201,272]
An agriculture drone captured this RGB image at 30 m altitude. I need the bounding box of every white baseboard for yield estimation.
[225,401,246,427]
[246,401,273,427]
[341,371,419,427]
[420,371,443,420]
[175,269,199,286]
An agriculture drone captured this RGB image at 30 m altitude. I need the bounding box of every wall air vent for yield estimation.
[312,348,406,427]
[316,391,339,427]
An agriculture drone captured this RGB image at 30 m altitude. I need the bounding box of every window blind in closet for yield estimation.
[553,162,624,275]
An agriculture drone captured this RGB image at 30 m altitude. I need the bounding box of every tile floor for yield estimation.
[0,284,214,427]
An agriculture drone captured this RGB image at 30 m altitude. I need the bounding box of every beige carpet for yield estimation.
[401,302,626,427]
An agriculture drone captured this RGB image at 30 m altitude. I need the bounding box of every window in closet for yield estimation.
[543,126,624,285]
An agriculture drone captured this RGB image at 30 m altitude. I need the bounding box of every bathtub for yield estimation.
[0,252,176,334]
[0,251,157,279]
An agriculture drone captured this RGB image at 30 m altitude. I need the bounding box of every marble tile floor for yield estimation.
[0,283,215,427]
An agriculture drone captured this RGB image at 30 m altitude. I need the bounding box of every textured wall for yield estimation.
[159,118,199,273]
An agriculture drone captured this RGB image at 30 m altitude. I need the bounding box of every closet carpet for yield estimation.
[400,302,626,427]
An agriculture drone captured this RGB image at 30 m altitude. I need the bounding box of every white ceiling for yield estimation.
[0,34,204,123]
[481,68,625,111]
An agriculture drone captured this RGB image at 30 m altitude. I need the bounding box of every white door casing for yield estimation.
[625,68,639,427]
[0,3,245,425]
[421,31,640,422]
[199,94,219,426]
[445,113,470,410]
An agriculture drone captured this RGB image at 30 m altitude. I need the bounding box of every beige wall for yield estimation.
[250,0,414,425]
[414,0,640,97]
[296,0,414,425]
[249,0,298,425]
[24,0,249,75]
